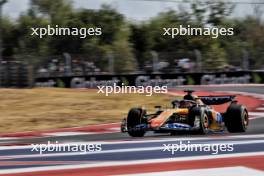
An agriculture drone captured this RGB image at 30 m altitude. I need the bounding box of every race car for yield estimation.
[121,90,249,137]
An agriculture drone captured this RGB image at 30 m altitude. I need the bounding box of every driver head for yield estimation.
[184,90,195,95]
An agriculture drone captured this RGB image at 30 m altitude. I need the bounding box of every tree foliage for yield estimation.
[2,0,264,72]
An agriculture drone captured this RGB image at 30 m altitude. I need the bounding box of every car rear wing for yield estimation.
[198,95,236,105]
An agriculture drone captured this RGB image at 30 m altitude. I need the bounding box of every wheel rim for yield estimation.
[243,112,249,127]
[203,114,209,129]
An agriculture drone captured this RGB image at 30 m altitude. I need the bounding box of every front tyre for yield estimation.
[225,104,249,133]
[189,107,209,134]
[127,108,146,137]
[197,110,210,134]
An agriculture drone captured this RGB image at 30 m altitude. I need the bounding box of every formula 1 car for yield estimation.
[121,90,249,137]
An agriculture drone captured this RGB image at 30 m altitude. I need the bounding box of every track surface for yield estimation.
[0,85,264,175]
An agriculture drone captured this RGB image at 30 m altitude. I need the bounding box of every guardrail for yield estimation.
[34,71,264,88]
[0,62,263,88]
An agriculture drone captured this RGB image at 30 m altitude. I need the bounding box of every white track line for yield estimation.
[0,137,19,141]
[1,139,264,160]
[0,152,264,174]
[117,167,264,176]
[43,132,97,137]
[2,133,264,150]
[0,123,120,138]
[249,112,264,117]
[228,134,264,139]
[256,107,264,111]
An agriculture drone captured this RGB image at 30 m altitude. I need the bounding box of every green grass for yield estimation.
[0,88,177,133]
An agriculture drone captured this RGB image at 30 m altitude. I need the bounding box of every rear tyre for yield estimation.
[224,104,248,133]
[127,108,146,137]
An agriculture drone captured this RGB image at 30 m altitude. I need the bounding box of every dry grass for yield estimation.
[0,88,177,133]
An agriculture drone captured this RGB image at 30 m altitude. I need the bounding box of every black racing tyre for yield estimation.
[188,106,200,127]
[189,107,209,134]
[224,104,249,133]
[198,111,210,134]
[127,108,146,137]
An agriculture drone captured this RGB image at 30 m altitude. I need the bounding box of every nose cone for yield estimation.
[150,109,189,128]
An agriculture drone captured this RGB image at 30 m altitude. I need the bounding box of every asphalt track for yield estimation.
[0,85,264,175]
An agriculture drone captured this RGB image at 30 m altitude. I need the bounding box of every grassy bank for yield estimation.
[0,88,176,133]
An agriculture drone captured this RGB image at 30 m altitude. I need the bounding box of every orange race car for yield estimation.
[121,90,249,137]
